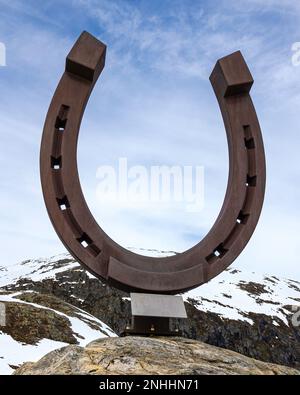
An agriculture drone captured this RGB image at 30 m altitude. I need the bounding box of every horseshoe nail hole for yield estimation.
[77,234,100,256]
[51,156,62,170]
[237,211,249,224]
[55,118,67,131]
[243,125,252,140]
[214,244,228,257]
[245,137,255,150]
[55,105,69,131]
[78,233,93,248]
[57,196,70,211]
[206,244,228,263]
[243,125,255,150]
[246,175,257,187]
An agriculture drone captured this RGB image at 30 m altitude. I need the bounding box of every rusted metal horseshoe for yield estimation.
[40,32,266,294]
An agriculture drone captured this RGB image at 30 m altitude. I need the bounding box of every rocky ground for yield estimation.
[14,336,299,375]
[0,252,300,374]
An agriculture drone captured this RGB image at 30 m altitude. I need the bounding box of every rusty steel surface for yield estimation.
[40,31,266,294]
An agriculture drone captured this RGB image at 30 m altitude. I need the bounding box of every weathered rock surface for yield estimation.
[0,289,116,374]
[14,336,300,375]
[1,253,300,373]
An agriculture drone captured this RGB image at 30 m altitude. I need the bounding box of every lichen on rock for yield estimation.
[14,336,300,376]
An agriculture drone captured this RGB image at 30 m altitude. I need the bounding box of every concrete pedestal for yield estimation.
[122,293,187,336]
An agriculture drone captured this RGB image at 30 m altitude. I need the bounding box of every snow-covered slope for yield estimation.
[0,254,116,375]
[185,267,300,326]
[0,296,115,374]
[1,252,299,327]
[0,253,81,287]
[0,252,299,373]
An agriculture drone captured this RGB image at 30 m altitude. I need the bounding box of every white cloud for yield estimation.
[74,0,267,78]
[0,0,299,281]
[230,0,300,15]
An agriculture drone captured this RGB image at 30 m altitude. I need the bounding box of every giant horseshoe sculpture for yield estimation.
[40,32,266,294]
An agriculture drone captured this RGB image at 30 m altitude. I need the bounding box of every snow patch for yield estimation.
[184,268,300,325]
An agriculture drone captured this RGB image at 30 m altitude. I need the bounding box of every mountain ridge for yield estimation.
[0,252,299,374]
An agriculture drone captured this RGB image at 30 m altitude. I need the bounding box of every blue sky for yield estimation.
[0,0,300,279]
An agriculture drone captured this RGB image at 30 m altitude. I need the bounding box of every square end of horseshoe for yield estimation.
[66,31,106,83]
[210,50,253,97]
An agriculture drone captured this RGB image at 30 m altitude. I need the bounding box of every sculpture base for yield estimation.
[121,293,187,337]
[121,316,182,337]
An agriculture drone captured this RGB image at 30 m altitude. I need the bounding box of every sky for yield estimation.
[0,0,299,279]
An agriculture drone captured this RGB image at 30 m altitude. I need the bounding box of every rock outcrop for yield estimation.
[0,288,116,374]
[14,336,300,375]
[1,253,300,374]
